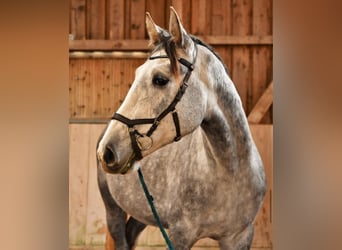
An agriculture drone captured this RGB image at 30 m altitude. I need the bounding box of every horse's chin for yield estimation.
[101,152,137,175]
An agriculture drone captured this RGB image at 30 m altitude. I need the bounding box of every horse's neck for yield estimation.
[200,58,254,172]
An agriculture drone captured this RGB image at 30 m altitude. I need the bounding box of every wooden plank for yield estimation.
[92,59,104,117]
[231,45,252,113]
[118,59,127,109]
[69,59,77,118]
[250,125,273,248]
[211,0,231,35]
[205,0,213,34]
[198,35,273,45]
[191,0,207,35]
[215,45,233,77]
[84,59,93,118]
[72,58,84,118]
[87,0,106,39]
[124,0,131,39]
[170,0,191,31]
[106,59,116,117]
[69,118,110,124]
[146,0,167,29]
[232,0,253,35]
[69,58,146,120]
[69,39,150,51]
[85,125,107,245]
[248,81,273,124]
[130,0,146,39]
[69,124,91,245]
[252,0,273,123]
[232,0,253,113]
[69,50,270,121]
[68,124,108,248]
[107,0,125,39]
[210,0,233,80]
[253,0,273,35]
[69,51,149,59]
[205,0,230,81]
[69,58,90,118]
[70,0,87,39]
[69,52,270,122]
[251,44,272,123]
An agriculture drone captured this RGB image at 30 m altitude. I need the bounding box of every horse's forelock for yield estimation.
[151,35,179,75]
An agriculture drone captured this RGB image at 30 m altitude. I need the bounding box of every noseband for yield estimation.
[112,45,198,161]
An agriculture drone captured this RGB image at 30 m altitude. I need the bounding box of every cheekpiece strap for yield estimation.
[172,111,181,141]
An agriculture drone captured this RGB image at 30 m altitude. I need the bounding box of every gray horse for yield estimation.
[96,7,266,250]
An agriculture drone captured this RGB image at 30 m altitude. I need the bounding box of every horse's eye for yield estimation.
[152,75,169,86]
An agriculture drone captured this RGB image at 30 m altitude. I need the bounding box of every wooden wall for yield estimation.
[69,0,273,123]
[69,58,145,119]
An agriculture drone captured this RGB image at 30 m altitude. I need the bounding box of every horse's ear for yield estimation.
[169,6,188,47]
[146,12,162,46]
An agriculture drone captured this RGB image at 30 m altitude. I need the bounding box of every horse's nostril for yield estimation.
[103,146,116,166]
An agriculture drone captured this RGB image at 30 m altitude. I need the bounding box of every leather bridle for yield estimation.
[112,45,198,162]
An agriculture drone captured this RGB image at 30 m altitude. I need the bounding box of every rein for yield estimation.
[111,45,197,249]
[137,168,174,250]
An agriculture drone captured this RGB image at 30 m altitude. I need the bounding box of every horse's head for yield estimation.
[97,7,208,174]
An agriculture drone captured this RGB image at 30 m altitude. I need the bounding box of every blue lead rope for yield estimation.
[137,168,175,250]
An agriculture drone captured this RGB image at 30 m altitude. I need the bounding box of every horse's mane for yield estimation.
[151,31,229,75]
[189,35,229,75]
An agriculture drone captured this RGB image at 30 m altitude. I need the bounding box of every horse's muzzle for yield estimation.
[97,145,120,174]
[97,145,135,175]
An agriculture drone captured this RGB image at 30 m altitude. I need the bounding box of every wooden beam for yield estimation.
[69,118,110,124]
[248,81,273,124]
[69,51,149,59]
[69,36,273,51]
[69,39,150,51]
[200,35,273,45]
